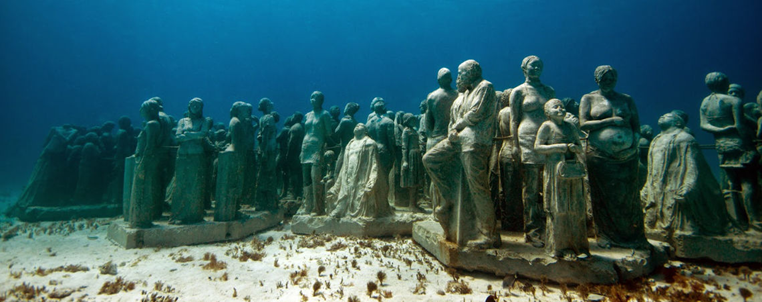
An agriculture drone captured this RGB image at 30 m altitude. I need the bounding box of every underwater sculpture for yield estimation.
[215,101,255,221]
[496,92,524,231]
[334,102,360,178]
[286,113,305,199]
[109,117,137,205]
[580,65,650,249]
[366,97,397,202]
[129,99,170,228]
[400,113,424,212]
[423,59,499,248]
[276,116,293,198]
[699,72,761,232]
[171,98,213,224]
[255,98,279,212]
[327,123,393,218]
[509,55,556,248]
[535,99,589,260]
[424,68,458,211]
[297,91,333,216]
[642,112,732,238]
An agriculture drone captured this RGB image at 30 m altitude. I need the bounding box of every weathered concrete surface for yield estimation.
[413,220,668,285]
[646,231,762,264]
[18,204,122,222]
[290,213,428,237]
[107,210,282,249]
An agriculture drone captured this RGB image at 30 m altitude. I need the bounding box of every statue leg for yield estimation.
[422,139,459,236]
[297,164,313,215]
[462,148,499,249]
[522,164,545,248]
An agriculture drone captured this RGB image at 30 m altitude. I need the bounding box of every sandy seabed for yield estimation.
[0,196,761,302]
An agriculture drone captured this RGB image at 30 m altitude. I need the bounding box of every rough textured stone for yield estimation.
[648,231,762,264]
[413,220,667,285]
[291,213,428,237]
[17,204,122,222]
[107,210,282,249]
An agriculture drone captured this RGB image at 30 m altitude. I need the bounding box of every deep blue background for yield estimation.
[1,1,761,192]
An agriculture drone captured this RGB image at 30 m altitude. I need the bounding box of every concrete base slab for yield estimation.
[290,213,429,237]
[647,231,762,264]
[17,204,122,222]
[107,210,282,249]
[413,220,668,285]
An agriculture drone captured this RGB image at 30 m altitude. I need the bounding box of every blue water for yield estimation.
[1,1,760,191]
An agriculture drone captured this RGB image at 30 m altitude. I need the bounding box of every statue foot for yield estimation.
[466,237,500,250]
[597,237,612,249]
[561,250,577,261]
[524,234,544,248]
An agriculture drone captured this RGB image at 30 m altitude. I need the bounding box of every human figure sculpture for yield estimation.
[334,102,360,176]
[580,65,649,249]
[129,99,170,228]
[297,91,334,216]
[255,98,279,212]
[366,97,397,202]
[287,113,305,199]
[148,97,176,211]
[390,111,409,207]
[424,68,459,211]
[215,101,255,221]
[111,117,136,209]
[642,112,733,238]
[535,99,589,260]
[509,55,556,248]
[276,116,294,198]
[639,125,654,166]
[423,59,499,248]
[699,72,760,232]
[73,132,106,205]
[401,113,424,212]
[670,110,694,136]
[496,93,524,231]
[171,98,213,224]
[328,123,393,218]
[9,125,79,217]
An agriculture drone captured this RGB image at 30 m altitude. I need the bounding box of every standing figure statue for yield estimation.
[255,98,279,212]
[509,55,555,248]
[297,92,333,216]
[496,93,524,231]
[699,72,760,232]
[334,102,360,176]
[580,65,650,249]
[129,99,170,228]
[535,99,589,260]
[215,101,255,221]
[276,116,294,198]
[287,113,305,199]
[366,97,397,201]
[400,113,424,212]
[642,112,733,238]
[171,97,213,224]
[423,59,499,248]
[424,68,458,210]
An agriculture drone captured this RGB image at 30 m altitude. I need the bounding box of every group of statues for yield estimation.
[11,56,762,262]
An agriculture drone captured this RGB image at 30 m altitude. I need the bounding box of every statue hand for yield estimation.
[610,116,625,126]
[568,143,582,153]
[448,129,459,142]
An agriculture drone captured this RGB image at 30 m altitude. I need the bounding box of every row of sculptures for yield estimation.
[10,57,762,261]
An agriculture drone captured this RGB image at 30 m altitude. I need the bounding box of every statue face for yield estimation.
[546,102,566,120]
[373,101,386,114]
[657,113,679,130]
[189,102,203,116]
[353,124,367,139]
[523,60,543,79]
[597,71,617,92]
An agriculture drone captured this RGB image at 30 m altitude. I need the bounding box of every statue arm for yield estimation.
[730,98,750,138]
[457,83,496,130]
[579,95,620,131]
[401,129,410,167]
[425,96,436,133]
[534,123,568,154]
[628,96,641,145]
[699,101,732,134]
[143,121,161,155]
[509,89,522,156]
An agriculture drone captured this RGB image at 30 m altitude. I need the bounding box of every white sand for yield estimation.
[1,216,761,302]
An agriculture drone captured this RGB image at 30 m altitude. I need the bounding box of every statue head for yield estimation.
[705,72,729,93]
[640,125,654,140]
[521,55,543,80]
[329,106,341,120]
[324,150,336,163]
[543,98,566,120]
[310,91,324,110]
[670,109,689,125]
[230,101,252,120]
[140,99,161,121]
[292,111,304,124]
[344,102,360,117]
[419,99,427,114]
[657,112,685,131]
[188,97,204,118]
[437,68,452,89]
[594,65,618,93]
[258,98,274,114]
[148,96,165,112]
[101,121,116,134]
[353,123,368,139]
[560,97,579,117]
[118,116,132,130]
[284,116,294,127]
[371,97,386,114]
[456,59,482,93]
[402,113,417,128]
[728,83,745,100]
